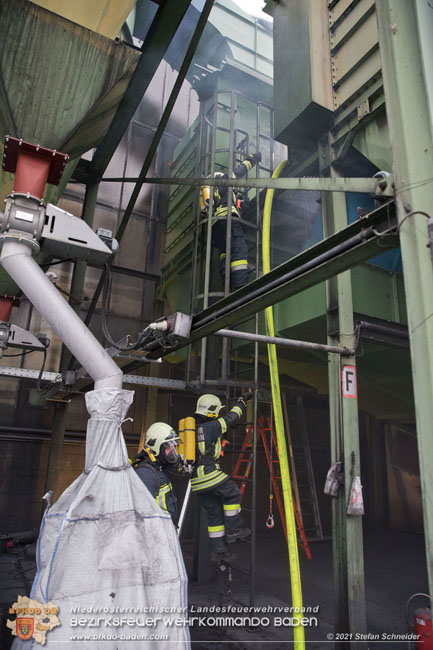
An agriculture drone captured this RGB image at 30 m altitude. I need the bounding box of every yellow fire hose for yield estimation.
[262,160,305,649]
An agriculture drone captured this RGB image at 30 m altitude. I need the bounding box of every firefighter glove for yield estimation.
[249,151,262,164]
[240,391,253,401]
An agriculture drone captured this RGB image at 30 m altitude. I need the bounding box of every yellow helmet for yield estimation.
[195,394,223,418]
[145,422,179,455]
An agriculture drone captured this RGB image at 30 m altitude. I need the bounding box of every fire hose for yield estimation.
[263,160,305,650]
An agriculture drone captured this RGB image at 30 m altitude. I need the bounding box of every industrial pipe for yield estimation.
[215,328,353,355]
[0,240,122,390]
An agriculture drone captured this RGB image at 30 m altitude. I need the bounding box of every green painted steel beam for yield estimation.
[100,174,394,195]
[89,0,192,180]
[376,0,433,599]
[142,203,398,358]
[324,167,367,648]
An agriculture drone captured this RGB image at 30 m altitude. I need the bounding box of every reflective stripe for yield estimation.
[242,160,253,171]
[191,472,227,492]
[223,503,241,510]
[156,482,172,512]
[212,205,241,224]
[190,472,227,492]
[231,406,242,417]
[198,440,206,455]
[218,418,227,434]
[224,505,241,516]
[220,252,226,259]
[214,438,221,459]
[191,468,224,485]
[208,526,225,538]
[231,259,248,269]
[197,465,205,478]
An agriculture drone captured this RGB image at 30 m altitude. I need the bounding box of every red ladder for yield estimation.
[232,415,312,560]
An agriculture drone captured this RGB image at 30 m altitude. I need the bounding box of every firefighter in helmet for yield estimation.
[190,392,253,561]
[134,422,181,521]
[200,152,262,291]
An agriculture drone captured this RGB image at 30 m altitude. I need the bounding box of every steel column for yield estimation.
[376,0,433,597]
[323,167,367,648]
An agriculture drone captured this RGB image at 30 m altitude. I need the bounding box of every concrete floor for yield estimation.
[185,529,428,649]
[0,529,428,649]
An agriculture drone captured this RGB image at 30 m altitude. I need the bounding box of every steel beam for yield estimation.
[376,0,433,598]
[88,0,192,180]
[324,168,367,649]
[100,175,394,196]
[0,366,185,390]
[142,203,397,358]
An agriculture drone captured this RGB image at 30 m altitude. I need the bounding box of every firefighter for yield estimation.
[134,422,181,522]
[201,152,262,291]
[190,392,253,561]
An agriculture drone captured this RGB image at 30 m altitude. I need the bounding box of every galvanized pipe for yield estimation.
[215,328,352,355]
[0,240,123,390]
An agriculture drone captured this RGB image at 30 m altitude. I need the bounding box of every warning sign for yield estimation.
[342,365,357,398]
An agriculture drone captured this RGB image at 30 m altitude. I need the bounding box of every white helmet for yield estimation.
[145,422,179,455]
[195,394,223,418]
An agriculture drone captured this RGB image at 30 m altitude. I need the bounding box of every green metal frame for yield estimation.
[324,166,367,647]
[376,0,433,601]
[141,202,398,358]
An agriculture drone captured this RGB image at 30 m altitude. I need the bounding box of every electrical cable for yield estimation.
[36,347,47,394]
[101,263,154,351]
[34,346,61,396]
[397,210,431,231]
[263,160,305,650]
[2,349,36,358]
[39,258,73,269]
[1,345,56,394]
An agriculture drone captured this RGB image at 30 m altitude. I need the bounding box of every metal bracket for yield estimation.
[41,204,113,264]
[7,325,49,352]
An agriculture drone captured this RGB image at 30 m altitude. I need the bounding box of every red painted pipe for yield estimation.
[0,296,14,322]
[14,150,51,199]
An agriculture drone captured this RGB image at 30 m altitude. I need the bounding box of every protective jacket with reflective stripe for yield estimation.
[191,400,246,492]
[136,457,177,520]
[211,157,256,218]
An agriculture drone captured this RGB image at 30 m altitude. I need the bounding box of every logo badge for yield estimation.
[7,596,60,644]
[16,617,34,640]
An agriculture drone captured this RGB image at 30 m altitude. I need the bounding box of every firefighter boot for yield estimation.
[210,536,236,563]
[226,527,251,544]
